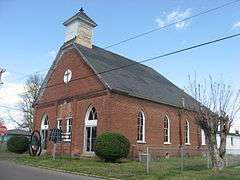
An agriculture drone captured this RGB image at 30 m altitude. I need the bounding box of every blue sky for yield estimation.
[0,0,240,129]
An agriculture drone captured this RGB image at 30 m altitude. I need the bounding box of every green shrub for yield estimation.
[7,136,29,154]
[94,132,130,162]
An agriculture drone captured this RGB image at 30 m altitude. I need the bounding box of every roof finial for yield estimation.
[79,7,84,12]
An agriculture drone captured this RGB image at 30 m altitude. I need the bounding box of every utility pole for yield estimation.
[0,68,6,85]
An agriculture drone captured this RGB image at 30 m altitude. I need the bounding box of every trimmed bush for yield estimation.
[94,132,130,162]
[7,136,29,154]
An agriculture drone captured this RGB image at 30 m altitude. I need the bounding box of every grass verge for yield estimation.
[0,152,240,179]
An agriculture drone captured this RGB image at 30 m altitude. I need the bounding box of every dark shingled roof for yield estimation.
[74,43,197,109]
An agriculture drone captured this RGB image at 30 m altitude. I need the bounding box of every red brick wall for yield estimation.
[34,46,109,155]
[106,93,202,158]
[38,47,106,104]
[34,46,204,157]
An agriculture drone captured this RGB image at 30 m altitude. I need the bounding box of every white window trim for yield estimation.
[83,105,98,153]
[66,117,73,133]
[163,116,171,144]
[137,111,146,143]
[201,129,206,145]
[41,114,49,130]
[137,141,146,144]
[57,119,62,130]
[164,142,172,145]
[85,107,97,127]
[64,118,72,142]
[64,69,72,84]
[185,120,190,145]
[40,113,49,150]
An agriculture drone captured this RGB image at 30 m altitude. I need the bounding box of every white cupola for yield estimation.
[63,8,97,48]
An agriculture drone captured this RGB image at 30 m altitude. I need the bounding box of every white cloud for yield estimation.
[155,18,165,28]
[233,21,240,29]
[0,73,24,129]
[156,8,192,29]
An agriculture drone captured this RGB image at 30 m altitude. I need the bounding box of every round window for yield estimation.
[64,69,72,84]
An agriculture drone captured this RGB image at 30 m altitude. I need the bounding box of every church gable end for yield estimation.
[37,46,107,105]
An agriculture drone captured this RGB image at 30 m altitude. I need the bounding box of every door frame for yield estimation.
[84,126,97,153]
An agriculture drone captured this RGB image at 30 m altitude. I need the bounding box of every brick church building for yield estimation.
[33,9,206,157]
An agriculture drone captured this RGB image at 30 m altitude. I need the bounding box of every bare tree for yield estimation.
[18,74,43,132]
[186,75,240,169]
[0,68,6,85]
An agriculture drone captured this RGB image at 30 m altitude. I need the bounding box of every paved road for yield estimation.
[0,161,102,180]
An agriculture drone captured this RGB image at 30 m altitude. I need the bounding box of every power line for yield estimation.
[8,68,49,83]
[2,0,240,91]
[3,3,238,112]
[104,0,240,49]
[7,32,240,97]
[5,0,240,83]
[1,34,239,110]
[0,104,22,112]
[41,32,240,90]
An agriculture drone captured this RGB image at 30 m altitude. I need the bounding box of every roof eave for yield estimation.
[63,16,97,27]
[33,47,65,107]
[111,88,196,111]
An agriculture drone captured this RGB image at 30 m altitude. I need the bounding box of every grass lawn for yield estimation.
[0,152,240,180]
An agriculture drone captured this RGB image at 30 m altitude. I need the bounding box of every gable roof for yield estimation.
[74,43,196,109]
[35,41,197,109]
[63,9,97,27]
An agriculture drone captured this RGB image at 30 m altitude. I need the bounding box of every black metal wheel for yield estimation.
[29,130,42,156]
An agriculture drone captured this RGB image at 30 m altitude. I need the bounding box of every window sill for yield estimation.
[63,139,71,143]
[185,143,191,146]
[137,141,146,144]
[164,142,172,145]
[202,144,206,146]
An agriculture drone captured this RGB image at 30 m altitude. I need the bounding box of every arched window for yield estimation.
[43,117,49,126]
[41,114,49,130]
[164,116,171,144]
[88,107,97,121]
[137,111,145,143]
[41,113,49,150]
[201,129,206,145]
[84,105,97,153]
[184,120,190,144]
